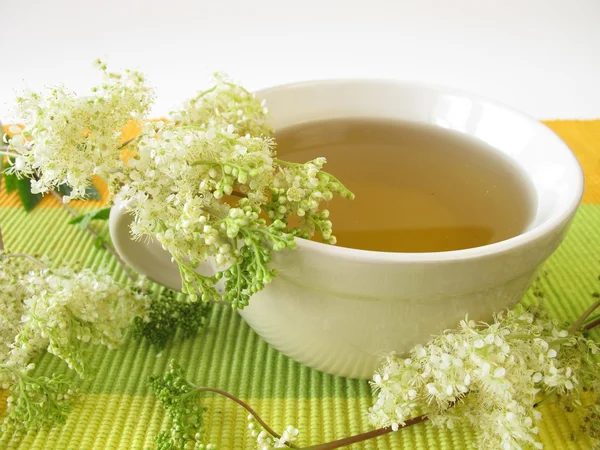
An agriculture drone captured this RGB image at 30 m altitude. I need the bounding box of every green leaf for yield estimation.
[57,183,101,201]
[4,172,18,193]
[16,177,43,212]
[4,172,17,193]
[68,207,111,230]
[3,158,18,193]
[1,160,43,211]
[85,184,102,200]
[56,184,71,196]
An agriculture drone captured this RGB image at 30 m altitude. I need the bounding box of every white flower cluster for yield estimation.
[7,59,153,201]
[7,63,354,307]
[0,257,30,367]
[247,415,299,449]
[269,158,354,244]
[118,121,276,264]
[368,309,600,450]
[113,118,291,304]
[171,73,273,137]
[0,255,149,380]
[115,79,350,305]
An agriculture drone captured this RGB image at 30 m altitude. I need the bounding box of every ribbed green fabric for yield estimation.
[0,203,598,449]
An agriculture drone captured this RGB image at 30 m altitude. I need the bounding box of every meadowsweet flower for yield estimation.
[247,415,299,449]
[1,369,75,432]
[0,258,29,363]
[7,60,153,200]
[368,308,600,450]
[119,122,276,264]
[11,265,148,376]
[172,73,272,137]
[149,361,216,450]
[268,158,354,244]
[0,253,151,430]
[0,256,31,389]
[1,254,149,377]
[7,61,353,307]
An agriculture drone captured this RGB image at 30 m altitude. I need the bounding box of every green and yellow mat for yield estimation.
[0,121,599,449]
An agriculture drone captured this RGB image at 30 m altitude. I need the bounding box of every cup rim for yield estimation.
[257,78,585,263]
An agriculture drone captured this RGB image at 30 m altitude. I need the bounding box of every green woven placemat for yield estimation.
[1,120,599,449]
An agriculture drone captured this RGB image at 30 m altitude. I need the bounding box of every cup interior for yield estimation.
[258,80,584,257]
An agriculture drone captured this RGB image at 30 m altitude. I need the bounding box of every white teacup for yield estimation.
[109,80,584,379]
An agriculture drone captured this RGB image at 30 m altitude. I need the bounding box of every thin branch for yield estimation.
[1,144,30,150]
[194,387,299,449]
[0,149,19,158]
[300,417,427,450]
[118,135,140,150]
[0,225,4,251]
[584,316,600,332]
[194,385,428,450]
[569,298,600,333]
[0,253,47,268]
[49,190,138,282]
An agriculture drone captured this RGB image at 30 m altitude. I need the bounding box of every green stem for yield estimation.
[17,374,34,420]
[189,85,218,101]
[190,160,244,173]
[178,125,205,130]
[273,159,303,168]
[548,338,572,348]
[274,158,353,197]
[569,298,600,333]
[0,149,19,158]
[506,333,538,341]
[223,81,251,95]
[0,363,20,376]
[0,364,35,419]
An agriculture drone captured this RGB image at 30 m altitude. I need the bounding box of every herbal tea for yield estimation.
[275,118,536,252]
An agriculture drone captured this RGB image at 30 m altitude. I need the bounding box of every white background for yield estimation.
[1,0,599,120]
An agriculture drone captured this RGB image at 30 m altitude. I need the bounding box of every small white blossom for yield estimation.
[8,60,154,199]
[247,415,299,449]
[6,63,353,308]
[368,308,598,450]
[1,254,149,378]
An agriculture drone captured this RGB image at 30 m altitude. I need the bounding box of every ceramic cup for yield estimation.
[109,80,584,379]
